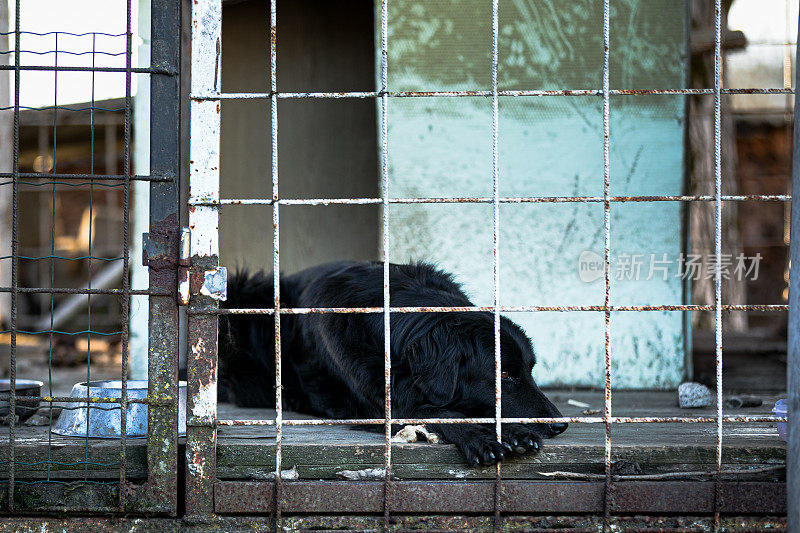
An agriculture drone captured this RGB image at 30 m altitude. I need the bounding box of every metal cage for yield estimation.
[0,0,797,531]
[184,0,797,532]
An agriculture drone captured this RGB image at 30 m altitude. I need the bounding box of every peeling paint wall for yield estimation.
[384,0,689,387]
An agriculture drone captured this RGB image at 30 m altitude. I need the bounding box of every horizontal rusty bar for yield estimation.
[0,287,169,296]
[0,64,175,75]
[0,172,174,182]
[215,415,786,426]
[0,395,177,405]
[188,193,792,207]
[0,516,786,531]
[191,87,794,100]
[192,304,789,316]
[213,481,786,515]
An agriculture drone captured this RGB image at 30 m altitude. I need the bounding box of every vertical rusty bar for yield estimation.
[380,0,391,529]
[146,0,181,515]
[186,0,222,518]
[6,0,20,512]
[712,1,723,531]
[269,0,282,528]
[490,0,501,530]
[787,6,800,530]
[601,1,612,530]
[118,0,133,512]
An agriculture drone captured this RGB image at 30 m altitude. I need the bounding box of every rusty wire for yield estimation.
[116,0,133,512]
[194,304,789,315]
[188,193,792,206]
[268,0,282,526]
[713,1,723,530]
[215,414,786,427]
[189,87,794,100]
[491,0,502,528]
[602,1,612,529]
[380,0,391,528]
[7,0,20,511]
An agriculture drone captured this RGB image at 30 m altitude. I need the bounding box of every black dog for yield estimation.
[219,261,567,466]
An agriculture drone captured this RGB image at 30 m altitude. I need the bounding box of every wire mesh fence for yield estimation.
[0,0,180,515]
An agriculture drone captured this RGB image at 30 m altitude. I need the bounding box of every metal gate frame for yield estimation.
[0,0,181,516]
[186,0,797,530]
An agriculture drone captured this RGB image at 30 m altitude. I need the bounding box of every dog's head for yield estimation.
[398,312,567,438]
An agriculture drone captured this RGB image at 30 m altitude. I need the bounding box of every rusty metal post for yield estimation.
[144,0,181,516]
[186,0,222,518]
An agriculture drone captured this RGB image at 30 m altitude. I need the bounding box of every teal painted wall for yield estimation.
[383,0,689,388]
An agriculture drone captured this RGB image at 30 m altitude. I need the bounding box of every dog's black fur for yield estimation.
[219,261,566,466]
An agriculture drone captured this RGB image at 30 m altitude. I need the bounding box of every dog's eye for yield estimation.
[501,371,509,379]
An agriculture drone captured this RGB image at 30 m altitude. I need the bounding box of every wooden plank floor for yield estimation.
[0,390,786,482]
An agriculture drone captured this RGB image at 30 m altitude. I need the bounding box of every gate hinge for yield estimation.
[177,227,227,305]
[142,228,179,270]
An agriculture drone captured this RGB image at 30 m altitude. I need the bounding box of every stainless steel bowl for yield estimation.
[52,380,186,438]
[0,379,43,421]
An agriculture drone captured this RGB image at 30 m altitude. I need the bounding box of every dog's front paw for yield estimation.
[457,427,508,467]
[501,424,544,457]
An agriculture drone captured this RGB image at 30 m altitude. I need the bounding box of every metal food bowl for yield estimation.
[52,380,187,438]
[0,379,43,421]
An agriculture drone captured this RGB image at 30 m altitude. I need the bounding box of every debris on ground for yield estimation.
[567,399,591,409]
[678,382,714,408]
[724,395,763,409]
[612,460,642,475]
[336,467,386,481]
[582,408,602,415]
[391,424,440,444]
[250,465,299,481]
[23,414,51,426]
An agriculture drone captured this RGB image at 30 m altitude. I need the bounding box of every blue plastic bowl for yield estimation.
[773,399,787,442]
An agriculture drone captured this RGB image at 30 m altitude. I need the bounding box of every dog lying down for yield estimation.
[218,261,567,466]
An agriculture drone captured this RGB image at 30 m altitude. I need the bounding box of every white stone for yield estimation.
[678,382,714,408]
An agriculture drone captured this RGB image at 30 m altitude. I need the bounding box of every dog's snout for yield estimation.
[548,422,568,436]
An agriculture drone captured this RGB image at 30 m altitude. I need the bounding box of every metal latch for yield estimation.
[177,227,227,305]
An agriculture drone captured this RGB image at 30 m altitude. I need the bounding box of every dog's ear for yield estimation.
[402,327,461,407]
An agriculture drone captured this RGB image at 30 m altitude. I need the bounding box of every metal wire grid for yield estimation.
[0,0,166,513]
[185,1,793,531]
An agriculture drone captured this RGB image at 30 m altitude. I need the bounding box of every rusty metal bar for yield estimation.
[212,481,787,516]
[490,0,502,529]
[0,172,173,181]
[601,2,613,530]
[116,0,133,512]
[0,287,169,295]
[379,0,391,528]
[190,87,794,100]
[185,0,221,518]
[269,0,283,526]
[0,396,152,404]
[144,0,181,515]
[215,415,786,426]
[5,0,20,512]
[0,64,174,74]
[197,304,789,315]
[713,2,724,531]
[189,194,792,206]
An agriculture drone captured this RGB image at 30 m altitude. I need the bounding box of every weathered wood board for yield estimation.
[0,391,785,482]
